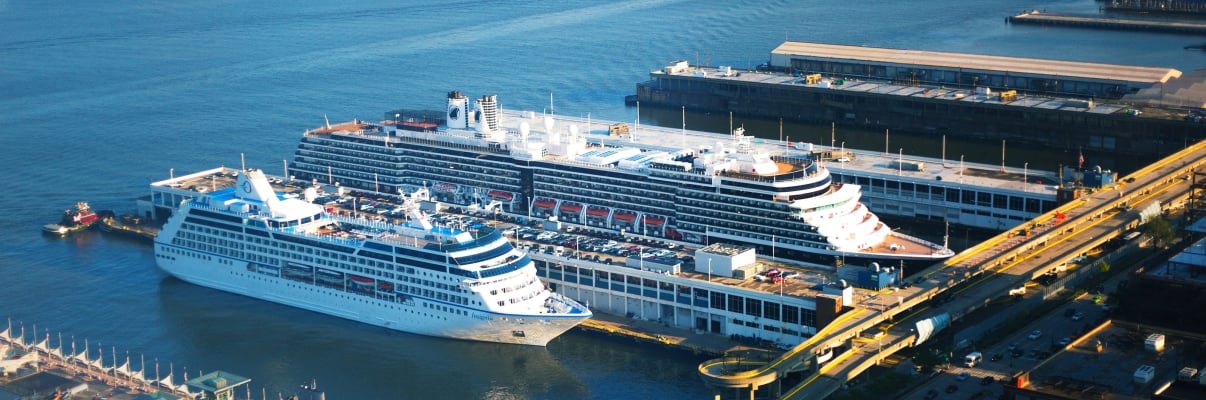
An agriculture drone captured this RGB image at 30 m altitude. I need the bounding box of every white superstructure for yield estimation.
[154,169,591,346]
[291,91,955,267]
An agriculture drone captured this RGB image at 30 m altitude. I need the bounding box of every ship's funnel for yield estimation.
[476,94,500,132]
[447,91,469,129]
[235,169,282,210]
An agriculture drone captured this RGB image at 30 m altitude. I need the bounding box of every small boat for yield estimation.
[42,202,100,236]
[487,190,513,201]
[533,197,556,209]
[613,210,638,221]
[558,202,583,214]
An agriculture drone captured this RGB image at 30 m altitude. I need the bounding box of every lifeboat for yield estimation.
[642,215,665,225]
[315,268,344,284]
[377,281,395,292]
[559,202,583,214]
[586,206,610,218]
[488,190,513,201]
[533,198,556,209]
[348,274,374,286]
[613,210,637,221]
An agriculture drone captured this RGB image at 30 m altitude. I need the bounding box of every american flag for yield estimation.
[1078,150,1085,169]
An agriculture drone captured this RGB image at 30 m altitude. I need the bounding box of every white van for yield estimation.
[964,351,982,367]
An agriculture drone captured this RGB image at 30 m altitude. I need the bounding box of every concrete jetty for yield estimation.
[1009,10,1206,34]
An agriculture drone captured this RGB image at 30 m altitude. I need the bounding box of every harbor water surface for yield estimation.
[1,0,1199,398]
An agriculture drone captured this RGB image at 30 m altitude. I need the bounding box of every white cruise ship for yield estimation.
[291,91,954,267]
[153,169,591,346]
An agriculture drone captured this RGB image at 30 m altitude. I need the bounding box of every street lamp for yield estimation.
[959,155,965,182]
[1023,162,1029,192]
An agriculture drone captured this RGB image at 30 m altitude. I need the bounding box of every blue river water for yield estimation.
[1,0,1199,398]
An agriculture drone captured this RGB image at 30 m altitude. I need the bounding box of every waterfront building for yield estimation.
[635,42,1205,157]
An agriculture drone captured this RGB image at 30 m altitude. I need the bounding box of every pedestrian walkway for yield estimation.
[577,313,770,358]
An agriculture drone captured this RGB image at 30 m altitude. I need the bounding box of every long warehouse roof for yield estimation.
[771,41,1181,84]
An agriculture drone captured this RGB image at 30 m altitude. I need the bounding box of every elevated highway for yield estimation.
[702,140,1206,399]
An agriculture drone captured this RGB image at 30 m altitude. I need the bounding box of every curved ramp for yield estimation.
[696,309,867,388]
[698,359,778,388]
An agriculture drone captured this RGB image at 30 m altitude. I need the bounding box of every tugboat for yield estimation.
[42,202,100,236]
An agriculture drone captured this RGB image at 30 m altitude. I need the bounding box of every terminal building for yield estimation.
[635,41,1206,157]
[531,242,854,348]
[767,41,1180,100]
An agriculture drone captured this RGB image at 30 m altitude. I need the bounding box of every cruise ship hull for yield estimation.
[155,246,587,346]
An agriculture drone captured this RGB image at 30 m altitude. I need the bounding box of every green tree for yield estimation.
[1142,216,1175,248]
[1098,261,1110,273]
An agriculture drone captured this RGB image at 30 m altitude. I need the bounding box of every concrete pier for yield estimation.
[1008,10,1206,34]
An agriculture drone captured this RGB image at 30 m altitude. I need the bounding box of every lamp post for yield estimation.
[1023,162,1029,192]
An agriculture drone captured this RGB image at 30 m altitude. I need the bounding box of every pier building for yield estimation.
[767,41,1179,100]
[635,41,1206,157]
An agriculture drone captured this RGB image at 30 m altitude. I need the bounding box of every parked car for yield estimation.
[1028,330,1042,340]
[980,376,996,386]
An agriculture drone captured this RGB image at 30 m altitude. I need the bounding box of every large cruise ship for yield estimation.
[153,169,591,346]
[291,91,954,267]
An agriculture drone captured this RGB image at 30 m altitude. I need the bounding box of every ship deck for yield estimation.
[295,107,1056,198]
